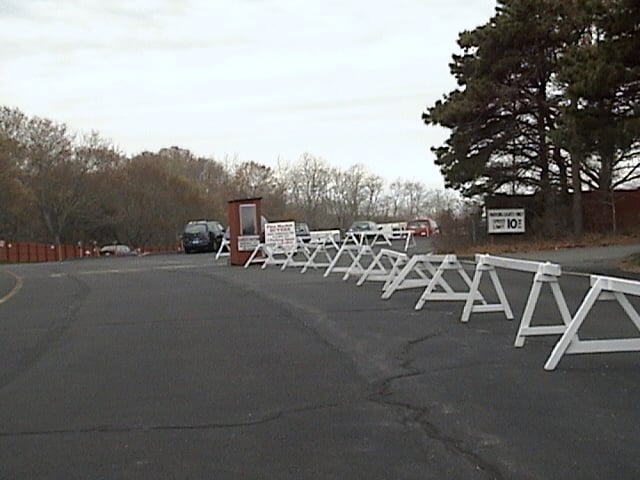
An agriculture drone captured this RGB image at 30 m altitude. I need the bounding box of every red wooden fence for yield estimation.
[0,241,179,264]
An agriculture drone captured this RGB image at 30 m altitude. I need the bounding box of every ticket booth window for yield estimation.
[240,204,257,236]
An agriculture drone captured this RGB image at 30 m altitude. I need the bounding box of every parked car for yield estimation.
[406,218,439,237]
[182,220,225,254]
[99,244,136,256]
[347,220,379,233]
[378,222,406,240]
[206,220,225,244]
[295,222,312,243]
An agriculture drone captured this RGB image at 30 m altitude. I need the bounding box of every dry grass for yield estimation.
[435,232,640,257]
[619,252,640,273]
[435,232,640,273]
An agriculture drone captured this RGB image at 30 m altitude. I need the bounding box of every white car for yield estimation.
[99,244,136,256]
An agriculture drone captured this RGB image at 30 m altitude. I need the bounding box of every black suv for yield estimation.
[182,220,225,254]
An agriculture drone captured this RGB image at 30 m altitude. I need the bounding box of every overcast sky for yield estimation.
[1,0,496,188]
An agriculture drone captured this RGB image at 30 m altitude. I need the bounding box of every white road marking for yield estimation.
[72,263,210,276]
[0,271,23,305]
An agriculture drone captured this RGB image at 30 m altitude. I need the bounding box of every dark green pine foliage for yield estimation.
[424,0,570,198]
[556,0,640,192]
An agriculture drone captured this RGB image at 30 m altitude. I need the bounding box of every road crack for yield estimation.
[370,333,506,480]
[0,401,352,438]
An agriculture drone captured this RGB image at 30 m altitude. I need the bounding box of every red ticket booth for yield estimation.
[227,197,262,266]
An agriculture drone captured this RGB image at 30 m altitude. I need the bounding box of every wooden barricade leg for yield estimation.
[356,249,407,286]
[381,255,420,299]
[323,244,346,277]
[343,245,375,281]
[381,254,412,291]
[262,245,288,269]
[356,249,385,285]
[381,254,438,300]
[460,262,513,323]
[514,270,572,347]
[244,243,264,268]
[323,243,360,278]
[545,276,640,370]
[281,241,312,270]
[403,231,416,251]
[544,281,602,370]
[301,239,336,273]
[414,256,485,310]
[215,238,230,259]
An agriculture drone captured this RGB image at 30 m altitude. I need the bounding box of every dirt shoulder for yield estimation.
[499,243,640,275]
[449,235,640,277]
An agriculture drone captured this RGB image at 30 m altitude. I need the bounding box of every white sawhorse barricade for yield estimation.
[545,275,640,371]
[380,254,482,310]
[356,249,409,288]
[398,230,416,252]
[244,242,290,269]
[323,232,377,279]
[382,230,414,252]
[461,254,572,348]
[366,230,393,248]
[244,221,300,270]
[340,231,396,280]
[281,239,314,270]
[413,255,482,310]
[245,239,313,271]
[301,235,340,273]
[380,254,439,299]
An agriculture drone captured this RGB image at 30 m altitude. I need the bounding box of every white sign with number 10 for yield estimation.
[487,208,525,234]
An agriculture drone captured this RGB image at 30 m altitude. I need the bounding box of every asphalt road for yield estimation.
[1,243,640,479]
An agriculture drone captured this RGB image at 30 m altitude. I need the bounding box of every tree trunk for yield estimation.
[570,149,584,237]
[536,86,556,236]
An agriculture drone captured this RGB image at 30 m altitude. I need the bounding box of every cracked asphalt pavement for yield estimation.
[1,243,640,479]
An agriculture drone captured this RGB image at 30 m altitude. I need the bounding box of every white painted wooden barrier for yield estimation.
[356,249,409,286]
[243,242,267,268]
[281,239,313,270]
[461,255,572,350]
[545,275,640,371]
[342,244,380,281]
[309,229,341,243]
[369,231,393,247]
[301,235,340,273]
[461,255,528,323]
[414,255,485,310]
[384,230,416,251]
[381,254,442,299]
[215,237,230,259]
[514,262,572,347]
[400,230,416,252]
[323,233,366,278]
[244,243,294,269]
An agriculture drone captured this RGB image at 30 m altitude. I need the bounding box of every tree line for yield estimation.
[0,106,459,248]
[424,0,640,236]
